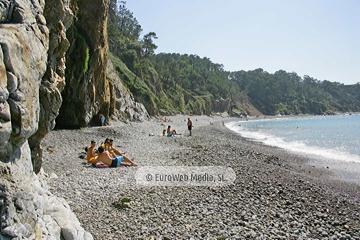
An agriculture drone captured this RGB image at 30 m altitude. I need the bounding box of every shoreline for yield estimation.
[41,115,360,239]
[224,114,360,185]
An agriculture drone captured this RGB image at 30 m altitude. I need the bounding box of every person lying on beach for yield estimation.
[85,140,98,163]
[159,117,173,123]
[95,146,137,167]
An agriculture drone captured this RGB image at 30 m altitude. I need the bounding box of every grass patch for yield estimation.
[112,197,131,210]
[74,27,90,73]
[146,191,155,196]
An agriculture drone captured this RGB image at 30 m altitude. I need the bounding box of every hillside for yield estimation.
[108,2,360,117]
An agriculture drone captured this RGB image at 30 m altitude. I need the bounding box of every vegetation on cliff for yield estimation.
[230,69,360,115]
[108,1,360,116]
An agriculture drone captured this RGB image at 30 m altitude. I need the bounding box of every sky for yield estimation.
[126,0,360,85]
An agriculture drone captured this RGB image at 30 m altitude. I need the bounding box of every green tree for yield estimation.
[142,32,158,57]
[117,1,142,40]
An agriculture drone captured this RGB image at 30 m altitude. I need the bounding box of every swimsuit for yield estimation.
[110,156,124,167]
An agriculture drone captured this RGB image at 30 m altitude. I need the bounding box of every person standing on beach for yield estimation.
[187,118,193,136]
[99,114,105,126]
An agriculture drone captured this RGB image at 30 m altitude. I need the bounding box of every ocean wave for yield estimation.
[226,121,360,163]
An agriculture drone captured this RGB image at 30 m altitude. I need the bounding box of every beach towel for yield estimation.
[96,164,109,168]
[87,156,98,164]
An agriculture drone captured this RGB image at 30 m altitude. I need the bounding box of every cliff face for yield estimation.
[29,0,74,174]
[0,0,48,161]
[54,0,148,128]
[0,0,149,238]
[0,1,93,239]
[56,0,113,128]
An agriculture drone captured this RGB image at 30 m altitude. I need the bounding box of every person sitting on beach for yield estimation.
[95,146,137,167]
[100,138,109,149]
[166,125,178,137]
[102,138,111,151]
[85,140,98,164]
[108,139,138,165]
[108,139,123,156]
[102,138,121,155]
[162,129,166,136]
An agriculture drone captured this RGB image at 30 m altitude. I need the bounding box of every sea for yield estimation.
[226,114,360,164]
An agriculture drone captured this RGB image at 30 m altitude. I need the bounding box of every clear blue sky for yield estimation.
[126,0,360,85]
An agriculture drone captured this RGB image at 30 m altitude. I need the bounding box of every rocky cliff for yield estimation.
[55,0,148,129]
[0,0,149,238]
[0,1,92,239]
[56,0,113,129]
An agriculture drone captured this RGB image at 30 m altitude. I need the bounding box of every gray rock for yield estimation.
[6,71,18,94]
[0,0,92,239]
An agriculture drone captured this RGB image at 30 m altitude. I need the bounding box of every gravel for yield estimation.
[41,115,360,239]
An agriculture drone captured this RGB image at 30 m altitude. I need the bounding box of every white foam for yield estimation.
[226,121,360,163]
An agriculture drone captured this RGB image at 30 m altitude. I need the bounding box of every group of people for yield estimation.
[162,125,180,137]
[84,118,194,167]
[84,138,137,168]
[160,117,173,123]
[162,118,193,137]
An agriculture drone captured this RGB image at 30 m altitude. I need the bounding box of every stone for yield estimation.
[11,0,37,23]
[0,0,14,23]
[0,101,11,122]
[6,71,18,94]
[0,58,8,104]
[36,14,46,25]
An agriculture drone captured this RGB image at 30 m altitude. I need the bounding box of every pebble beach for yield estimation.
[41,115,360,239]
